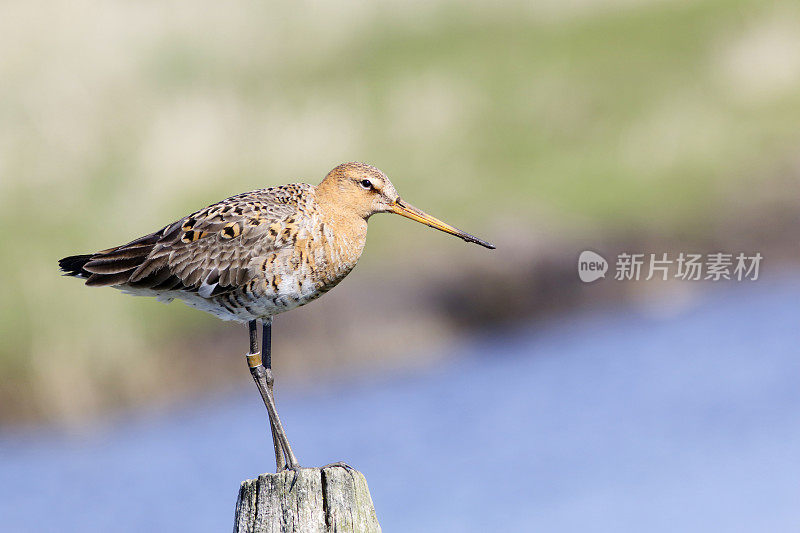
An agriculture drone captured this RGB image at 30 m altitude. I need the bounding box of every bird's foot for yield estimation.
[322,461,356,472]
[280,462,302,473]
[280,462,303,491]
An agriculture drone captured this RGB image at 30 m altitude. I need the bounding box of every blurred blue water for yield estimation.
[2,279,800,532]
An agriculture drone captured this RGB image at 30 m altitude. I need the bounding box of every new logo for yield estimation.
[578,250,608,283]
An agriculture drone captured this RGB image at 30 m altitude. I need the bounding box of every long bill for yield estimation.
[389,198,496,249]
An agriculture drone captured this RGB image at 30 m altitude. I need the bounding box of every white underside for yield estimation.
[117,279,316,322]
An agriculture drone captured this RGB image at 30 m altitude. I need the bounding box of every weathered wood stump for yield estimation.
[233,467,381,533]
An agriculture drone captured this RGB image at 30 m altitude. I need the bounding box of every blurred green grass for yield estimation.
[2,0,799,423]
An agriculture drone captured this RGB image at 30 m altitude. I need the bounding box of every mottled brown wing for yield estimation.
[70,185,309,295]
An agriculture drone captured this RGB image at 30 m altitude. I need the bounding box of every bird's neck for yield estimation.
[313,185,369,261]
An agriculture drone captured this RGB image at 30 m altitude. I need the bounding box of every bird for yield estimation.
[59,161,494,471]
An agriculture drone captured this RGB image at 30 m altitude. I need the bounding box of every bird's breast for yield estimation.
[239,213,367,315]
[304,216,367,292]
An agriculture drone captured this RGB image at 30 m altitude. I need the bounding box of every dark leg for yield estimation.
[261,318,286,471]
[246,319,300,471]
[246,320,284,471]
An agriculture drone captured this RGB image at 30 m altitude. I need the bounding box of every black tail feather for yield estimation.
[59,226,168,288]
[59,245,150,287]
[58,254,93,278]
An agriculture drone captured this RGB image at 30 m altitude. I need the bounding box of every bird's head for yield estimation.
[318,162,495,249]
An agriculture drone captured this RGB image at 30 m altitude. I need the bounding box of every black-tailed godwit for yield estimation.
[59,162,494,471]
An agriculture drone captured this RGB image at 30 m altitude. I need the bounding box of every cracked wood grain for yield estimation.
[233,467,381,533]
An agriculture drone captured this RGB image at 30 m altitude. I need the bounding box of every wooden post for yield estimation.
[233,466,381,533]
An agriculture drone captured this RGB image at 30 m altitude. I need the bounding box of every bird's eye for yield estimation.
[359,179,373,190]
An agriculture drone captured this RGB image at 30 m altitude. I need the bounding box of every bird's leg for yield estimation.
[246,319,300,471]
[261,318,286,472]
[261,318,300,469]
[246,321,282,469]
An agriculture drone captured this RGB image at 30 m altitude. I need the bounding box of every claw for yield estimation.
[322,461,355,472]
[283,464,303,492]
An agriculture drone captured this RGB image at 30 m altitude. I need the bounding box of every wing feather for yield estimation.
[63,185,313,294]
